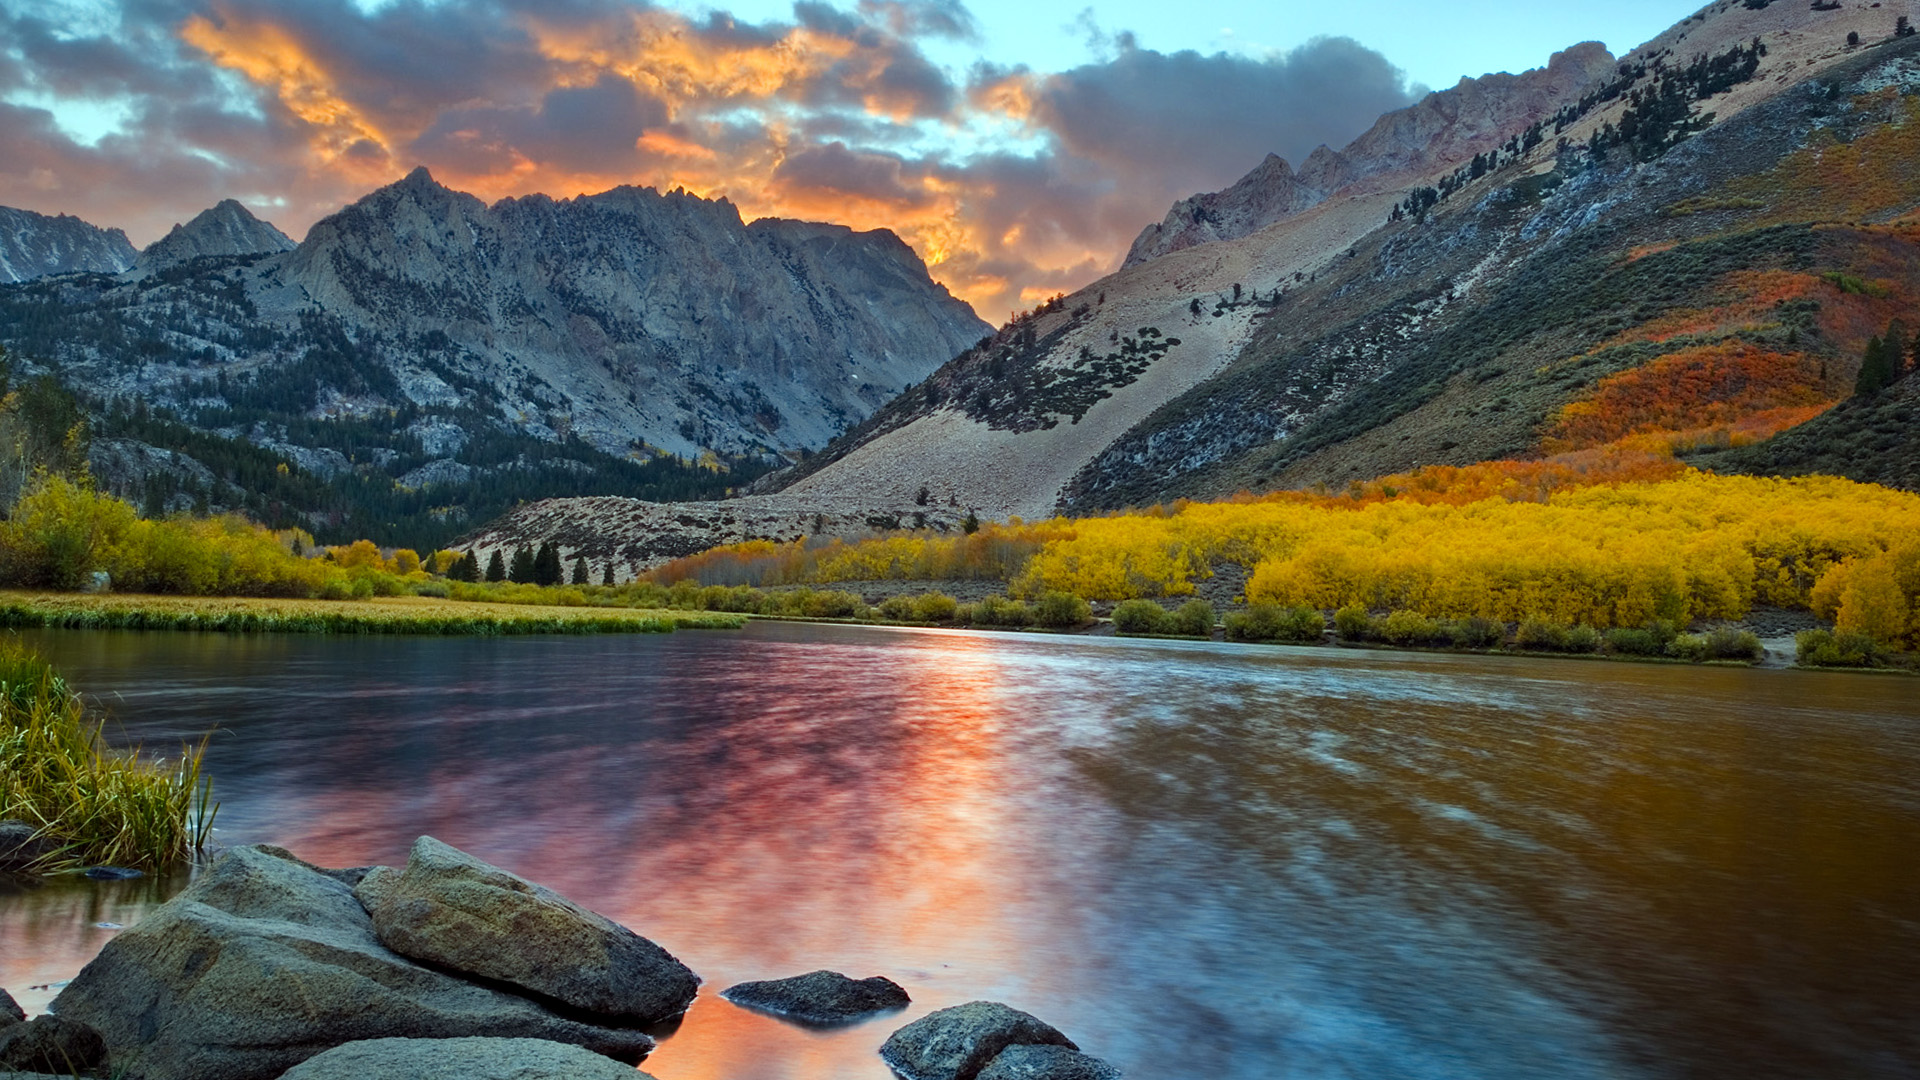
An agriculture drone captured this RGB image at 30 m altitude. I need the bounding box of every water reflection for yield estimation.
[2,626,1916,1079]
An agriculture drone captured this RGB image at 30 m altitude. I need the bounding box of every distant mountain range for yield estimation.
[0,206,137,282]
[0,171,987,544]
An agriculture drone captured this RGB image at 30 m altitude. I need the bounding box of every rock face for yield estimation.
[720,970,910,1025]
[0,1015,107,1074]
[1124,42,1617,267]
[879,1002,1078,1080]
[135,200,294,272]
[354,836,699,1025]
[975,1044,1122,1080]
[0,821,57,872]
[0,987,24,1026]
[0,206,136,283]
[48,845,656,1080]
[276,1037,659,1080]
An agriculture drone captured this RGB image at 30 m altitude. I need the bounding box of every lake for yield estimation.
[2,622,1917,1079]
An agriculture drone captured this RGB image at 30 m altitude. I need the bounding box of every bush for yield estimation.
[1667,633,1709,662]
[1447,616,1505,648]
[913,592,960,622]
[1225,604,1324,643]
[1112,599,1170,634]
[1032,591,1092,628]
[974,595,1032,627]
[801,590,866,619]
[1380,609,1445,646]
[1565,625,1603,653]
[1796,629,1884,667]
[1514,618,1573,651]
[1604,627,1664,655]
[1333,604,1375,642]
[1703,627,1763,660]
[878,595,917,621]
[1168,599,1215,637]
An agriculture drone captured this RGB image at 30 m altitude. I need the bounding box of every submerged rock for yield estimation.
[275,1036,659,1080]
[0,1015,107,1074]
[82,866,143,880]
[49,845,656,1080]
[880,1002,1078,1080]
[721,970,910,1025]
[354,836,698,1025]
[976,1044,1122,1080]
[0,987,24,1026]
[0,822,57,872]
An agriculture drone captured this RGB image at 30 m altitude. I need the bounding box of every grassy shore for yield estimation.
[0,591,745,636]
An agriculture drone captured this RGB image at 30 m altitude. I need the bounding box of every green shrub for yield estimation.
[1514,618,1572,651]
[1447,616,1505,648]
[1168,599,1215,637]
[1667,633,1709,662]
[1380,609,1445,646]
[1704,627,1763,660]
[974,595,1032,627]
[913,592,960,622]
[1565,625,1603,653]
[412,579,451,598]
[1112,599,1170,634]
[1604,627,1663,655]
[1333,604,1375,642]
[952,602,978,626]
[878,595,917,621]
[1032,591,1092,628]
[1225,604,1325,643]
[803,590,866,619]
[1796,629,1884,667]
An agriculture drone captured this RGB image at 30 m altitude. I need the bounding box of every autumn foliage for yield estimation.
[1542,342,1836,452]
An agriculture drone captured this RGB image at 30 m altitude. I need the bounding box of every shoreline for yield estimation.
[0,591,744,636]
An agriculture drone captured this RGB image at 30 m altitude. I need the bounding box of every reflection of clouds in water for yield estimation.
[4,625,1918,1080]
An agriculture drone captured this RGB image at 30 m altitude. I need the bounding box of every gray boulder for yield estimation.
[354,836,697,1024]
[0,1015,106,1074]
[880,1002,1078,1080]
[0,822,57,873]
[49,845,655,1080]
[976,1044,1122,1080]
[0,987,23,1026]
[274,1037,659,1080]
[721,970,910,1025]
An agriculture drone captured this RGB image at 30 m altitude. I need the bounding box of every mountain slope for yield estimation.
[0,206,136,283]
[136,200,295,272]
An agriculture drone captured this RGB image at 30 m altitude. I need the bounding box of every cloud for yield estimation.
[0,0,1420,318]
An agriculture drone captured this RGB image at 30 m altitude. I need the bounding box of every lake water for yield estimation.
[2,622,1917,1080]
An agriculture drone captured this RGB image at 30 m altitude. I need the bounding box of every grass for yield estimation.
[0,644,215,872]
[0,591,746,636]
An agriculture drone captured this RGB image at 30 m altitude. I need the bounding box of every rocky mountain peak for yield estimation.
[0,206,137,283]
[135,199,295,272]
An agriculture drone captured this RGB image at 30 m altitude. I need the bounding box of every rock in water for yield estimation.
[720,970,910,1025]
[0,1015,107,1074]
[275,1037,659,1080]
[48,845,656,1080]
[0,987,24,1026]
[976,1044,1122,1080]
[354,836,698,1025]
[879,1002,1078,1080]
[0,821,57,872]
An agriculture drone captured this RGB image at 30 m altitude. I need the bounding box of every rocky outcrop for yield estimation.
[275,1037,659,1080]
[0,206,136,283]
[879,1002,1079,1080]
[0,821,58,872]
[48,845,656,1080]
[0,987,23,1027]
[0,1016,106,1074]
[720,970,910,1025]
[353,836,698,1025]
[1124,43,1617,267]
[976,1044,1122,1080]
[135,200,294,272]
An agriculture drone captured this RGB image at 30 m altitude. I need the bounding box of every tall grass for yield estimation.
[0,644,215,871]
[0,592,745,636]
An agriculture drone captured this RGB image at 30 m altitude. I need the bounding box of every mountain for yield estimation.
[0,206,136,283]
[750,0,1919,522]
[136,200,295,272]
[0,171,988,545]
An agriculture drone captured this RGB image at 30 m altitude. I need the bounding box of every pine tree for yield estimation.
[571,555,590,585]
[509,545,535,583]
[963,508,981,535]
[1856,336,1895,396]
[533,541,562,586]
[602,561,616,586]
[485,550,507,582]
[451,551,481,582]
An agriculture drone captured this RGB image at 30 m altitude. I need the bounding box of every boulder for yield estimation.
[49,845,656,1080]
[0,1015,107,1074]
[976,1044,1122,1080]
[354,836,698,1024]
[0,822,58,872]
[879,1002,1078,1080]
[0,987,23,1026]
[274,1037,659,1080]
[721,970,910,1025]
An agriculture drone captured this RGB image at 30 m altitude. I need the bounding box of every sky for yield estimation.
[0,0,1697,317]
